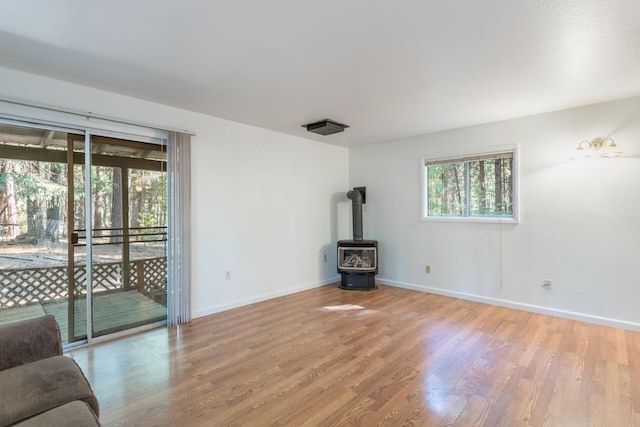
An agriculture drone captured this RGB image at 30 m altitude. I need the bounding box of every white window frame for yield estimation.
[421,145,519,224]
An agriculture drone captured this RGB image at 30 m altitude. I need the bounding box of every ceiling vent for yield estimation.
[303,119,349,136]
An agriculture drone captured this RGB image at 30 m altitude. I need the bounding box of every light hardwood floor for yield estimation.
[68,284,640,426]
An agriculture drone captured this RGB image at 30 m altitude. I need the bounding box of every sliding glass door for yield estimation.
[69,134,167,341]
[0,122,167,344]
[0,123,76,340]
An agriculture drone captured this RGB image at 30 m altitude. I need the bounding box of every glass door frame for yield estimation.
[67,132,168,345]
[0,108,169,347]
[66,132,96,342]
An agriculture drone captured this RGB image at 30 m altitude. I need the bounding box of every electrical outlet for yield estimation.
[425,265,431,274]
[225,271,231,280]
[323,254,327,262]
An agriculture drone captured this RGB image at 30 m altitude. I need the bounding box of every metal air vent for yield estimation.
[302,119,349,136]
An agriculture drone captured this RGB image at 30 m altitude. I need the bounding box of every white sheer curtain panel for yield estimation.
[167,131,192,326]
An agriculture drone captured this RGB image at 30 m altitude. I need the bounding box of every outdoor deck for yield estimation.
[0,255,167,343]
[0,290,166,343]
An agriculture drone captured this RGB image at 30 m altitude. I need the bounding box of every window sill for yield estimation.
[421,216,519,224]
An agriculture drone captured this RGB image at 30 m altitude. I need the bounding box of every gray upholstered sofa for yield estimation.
[0,315,100,426]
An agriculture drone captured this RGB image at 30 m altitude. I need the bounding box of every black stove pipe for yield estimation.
[347,189,363,241]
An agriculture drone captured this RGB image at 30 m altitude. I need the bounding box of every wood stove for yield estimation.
[338,187,378,290]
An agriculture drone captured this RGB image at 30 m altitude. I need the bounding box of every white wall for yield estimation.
[350,96,640,330]
[0,66,350,318]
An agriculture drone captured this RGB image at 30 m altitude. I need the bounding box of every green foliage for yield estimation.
[129,169,166,228]
[10,161,67,204]
[428,162,465,216]
[1,159,167,233]
[137,212,157,228]
[0,172,7,191]
[468,158,513,216]
[92,166,113,195]
[427,155,513,218]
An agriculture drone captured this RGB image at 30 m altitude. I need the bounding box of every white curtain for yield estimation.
[167,131,191,326]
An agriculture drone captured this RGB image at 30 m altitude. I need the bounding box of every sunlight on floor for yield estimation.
[321,304,365,312]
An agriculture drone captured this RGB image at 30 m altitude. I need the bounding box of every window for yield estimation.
[422,147,518,222]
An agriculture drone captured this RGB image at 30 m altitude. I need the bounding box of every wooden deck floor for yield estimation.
[68,284,640,426]
[0,291,166,343]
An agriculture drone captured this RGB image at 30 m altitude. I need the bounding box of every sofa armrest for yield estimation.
[0,314,62,371]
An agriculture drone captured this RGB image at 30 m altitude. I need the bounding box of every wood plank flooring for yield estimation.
[67,284,640,426]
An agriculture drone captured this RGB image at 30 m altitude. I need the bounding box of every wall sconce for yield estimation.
[574,137,623,159]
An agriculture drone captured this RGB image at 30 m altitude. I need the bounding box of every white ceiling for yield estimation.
[0,1,639,147]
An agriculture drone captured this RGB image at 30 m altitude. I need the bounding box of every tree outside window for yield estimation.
[424,149,517,221]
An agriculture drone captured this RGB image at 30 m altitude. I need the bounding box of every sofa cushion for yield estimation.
[0,356,99,426]
[0,315,62,371]
[12,400,100,427]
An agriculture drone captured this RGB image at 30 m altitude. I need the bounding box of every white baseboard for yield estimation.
[378,278,640,332]
[192,276,340,319]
